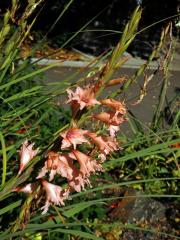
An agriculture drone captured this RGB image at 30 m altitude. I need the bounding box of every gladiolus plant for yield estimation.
[16,82,127,214]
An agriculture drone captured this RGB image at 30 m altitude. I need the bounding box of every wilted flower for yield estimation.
[100,98,126,115]
[41,180,66,214]
[71,149,103,177]
[60,128,89,149]
[93,111,126,137]
[18,139,39,175]
[67,86,100,110]
[86,132,119,161]
[37,151,74,181]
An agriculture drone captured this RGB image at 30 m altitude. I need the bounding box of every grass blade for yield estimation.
[0,131,7,187]
[0,200,22,216]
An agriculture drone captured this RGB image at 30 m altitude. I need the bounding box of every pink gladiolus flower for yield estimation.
[60,128,89,149]
[86,132,119,161]
[56,155,92,192]
[71,149,103,177]
[18,139,39,175]
[13,183,34,194]
[65,155,92,192]
[38,152,92,193]
[108,125,120,138]
[100,98,126,115]
[93,111,126,137]
[37,151,74,181]
[67,86,100,110]
[68,174,92,192]
[41,180,66,214]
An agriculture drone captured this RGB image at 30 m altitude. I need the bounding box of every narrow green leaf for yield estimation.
[0,63,58,91]
[71,177,180,199]
[52,228,104,240]
[4,86,42,103]
[104,138,180,169]
[63,202,105,218]
[0,200,22,216]
[0,131,7,187]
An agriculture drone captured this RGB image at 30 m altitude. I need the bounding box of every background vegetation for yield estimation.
[0,0,179,239]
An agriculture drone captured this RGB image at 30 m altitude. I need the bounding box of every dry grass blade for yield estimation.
[152,23,176,129]
[132,23,174,105]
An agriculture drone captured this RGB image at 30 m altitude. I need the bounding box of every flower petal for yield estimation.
[71,150,103,177]
[100,98,126,115]
[41,180,66,214]
[18,139,39,175]
[66,86,100,110]
[60,128,89,149]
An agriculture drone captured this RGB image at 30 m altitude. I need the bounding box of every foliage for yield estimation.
[0,1,179,240]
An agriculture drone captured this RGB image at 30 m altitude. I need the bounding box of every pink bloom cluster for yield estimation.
[15,84,127,214]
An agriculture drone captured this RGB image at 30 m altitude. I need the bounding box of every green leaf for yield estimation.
[0,200,22,215]
[52,228,104,240]
[63,202,105,218]
[0,63,58,91]
[104,138,180,169]
[0,131,7,187]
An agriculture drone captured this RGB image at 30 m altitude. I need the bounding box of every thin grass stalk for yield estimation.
[0,132,7,187]
[43,0,75,39]
[152,24,175,129]
[109,25,171,100]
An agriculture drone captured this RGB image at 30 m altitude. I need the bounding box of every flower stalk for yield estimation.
[15,82,127,214]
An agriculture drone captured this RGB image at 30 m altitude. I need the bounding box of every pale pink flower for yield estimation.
[60,128,89,149]
[36,151,58,180]
[13,183,35,194]
[41,180,66,214]
[67,86,100,110]
[71,149,103,177]
[66,157,92,192]
[38,152,91,193]
[86,132,119,161]
[93,111,125,125]
[57,154,74,180]
[18,139,39,175]
[100,98,126,115]
[68,174,92,192]
[108,125,120,137]
[62,188,71,199]
[93,111,126,137]
[37,151,74,181]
